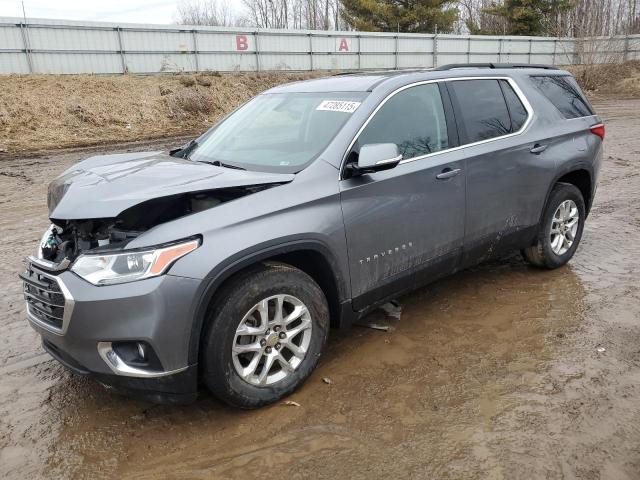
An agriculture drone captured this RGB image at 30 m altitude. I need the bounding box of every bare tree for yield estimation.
[559,0,640,37]
[454,0,640,36]
[181,0,640,35]
[242,0,288,28]
[455,0,508,34]
[175,0,239,26]
[241,0,340,29]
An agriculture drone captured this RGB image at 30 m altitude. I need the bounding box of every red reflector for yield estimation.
[590,124,605,140]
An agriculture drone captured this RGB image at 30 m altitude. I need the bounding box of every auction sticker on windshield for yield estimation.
[316,100,361,113]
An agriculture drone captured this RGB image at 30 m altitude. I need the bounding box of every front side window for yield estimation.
[448,79,513,144]
[530,75,594,119]
[190,92,367,173]
[354,83,449,160]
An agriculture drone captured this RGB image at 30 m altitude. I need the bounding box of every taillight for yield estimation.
[590,123,605,141]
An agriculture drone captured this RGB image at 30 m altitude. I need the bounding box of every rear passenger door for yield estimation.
[339,83,465,310]
[446,78,552,265]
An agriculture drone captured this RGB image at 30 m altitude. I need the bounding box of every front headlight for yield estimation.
[71,238,200,285]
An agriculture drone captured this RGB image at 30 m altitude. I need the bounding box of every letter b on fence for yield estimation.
[236,35,249,51]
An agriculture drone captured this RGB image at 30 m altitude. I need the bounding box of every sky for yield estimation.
[0,0,241,24]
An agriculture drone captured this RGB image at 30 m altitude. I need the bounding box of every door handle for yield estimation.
[530,144,547,154]
[436,168,462,180]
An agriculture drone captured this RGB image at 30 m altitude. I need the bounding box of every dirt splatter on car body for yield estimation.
[1,98,640,479]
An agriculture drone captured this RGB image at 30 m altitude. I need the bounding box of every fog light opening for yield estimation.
[111,340,162,371]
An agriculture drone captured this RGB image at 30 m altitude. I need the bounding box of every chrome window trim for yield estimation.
[339,76,534,179]
[24,256,75,336]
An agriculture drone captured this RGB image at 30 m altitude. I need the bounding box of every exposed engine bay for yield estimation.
[41,185,272,264]
[39,151,295,265]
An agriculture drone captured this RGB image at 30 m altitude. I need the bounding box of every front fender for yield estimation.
[184,238,349,365]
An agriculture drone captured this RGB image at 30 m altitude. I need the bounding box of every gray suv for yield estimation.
[21,64,603,407]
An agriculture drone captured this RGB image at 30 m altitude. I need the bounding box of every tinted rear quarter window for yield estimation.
[499,80,528,131]
[530,75,594,119]
[448,79,512,144]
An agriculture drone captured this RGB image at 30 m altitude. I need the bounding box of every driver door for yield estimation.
[339,82,466,310]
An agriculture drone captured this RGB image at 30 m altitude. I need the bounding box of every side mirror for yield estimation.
[348,143,402,177]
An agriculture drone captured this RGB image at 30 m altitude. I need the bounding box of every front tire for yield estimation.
[201,263,329,409]
[522,183,586,269]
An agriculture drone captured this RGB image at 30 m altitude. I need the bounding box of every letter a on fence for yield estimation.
[338,38,349,52]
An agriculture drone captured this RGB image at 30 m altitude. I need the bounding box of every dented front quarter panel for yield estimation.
[126,159,352,297]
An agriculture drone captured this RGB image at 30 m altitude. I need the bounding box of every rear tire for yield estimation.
[201,262,329,409]
[522,183,586,269]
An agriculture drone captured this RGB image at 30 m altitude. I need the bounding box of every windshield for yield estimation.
[189,92,368,173]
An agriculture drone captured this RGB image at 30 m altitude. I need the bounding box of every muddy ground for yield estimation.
[1,98,639,479]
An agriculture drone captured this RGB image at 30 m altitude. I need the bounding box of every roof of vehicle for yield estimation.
[265,64,570,94]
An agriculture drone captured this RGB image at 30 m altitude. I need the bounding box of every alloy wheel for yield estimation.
[550,199,580,255]
[232,294,312,386]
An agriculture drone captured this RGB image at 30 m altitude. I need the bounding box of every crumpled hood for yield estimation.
[48,151,294,220]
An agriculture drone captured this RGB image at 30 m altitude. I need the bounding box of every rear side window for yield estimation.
[356,83,449,159]
[530,75,594,119]
[500,80,528,131]
[447,79,512,144]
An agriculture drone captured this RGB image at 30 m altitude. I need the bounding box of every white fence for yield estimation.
[1,17,639,74]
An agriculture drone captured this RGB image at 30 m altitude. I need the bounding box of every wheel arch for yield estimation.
[556,168,593,214]
[186,240,349,365]
[541,165,594,224]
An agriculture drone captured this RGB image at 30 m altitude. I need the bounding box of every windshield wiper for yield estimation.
[197,159,246,171]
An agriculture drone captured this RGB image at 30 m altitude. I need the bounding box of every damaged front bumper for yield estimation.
[21,256,202,404]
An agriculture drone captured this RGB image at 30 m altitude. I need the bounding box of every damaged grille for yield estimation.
[20,262,66,331]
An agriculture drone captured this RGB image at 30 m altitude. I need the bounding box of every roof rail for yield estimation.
[331,68,423,77]
[434,63,558,71]
[332,71,361,76]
